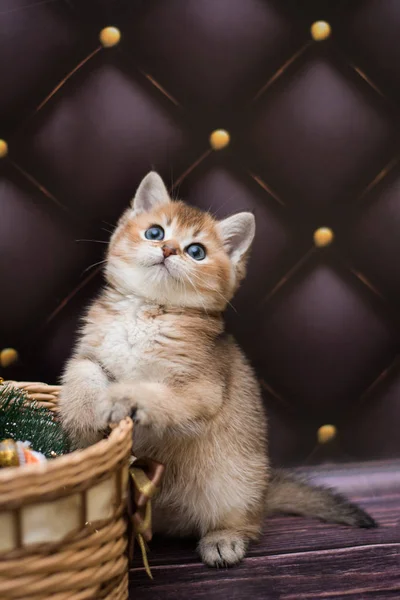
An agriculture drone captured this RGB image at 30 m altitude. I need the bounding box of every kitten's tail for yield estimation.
[265,470,377,528]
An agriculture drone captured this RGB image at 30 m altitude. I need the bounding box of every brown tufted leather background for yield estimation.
[1,0,400,467]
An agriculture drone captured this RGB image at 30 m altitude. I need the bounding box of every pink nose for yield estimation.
[162,244,178,258]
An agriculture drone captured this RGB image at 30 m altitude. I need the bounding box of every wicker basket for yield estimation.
[0,381,133,600]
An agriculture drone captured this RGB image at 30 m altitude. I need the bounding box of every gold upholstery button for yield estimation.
[317,424,337,444]
[99,27,121,48]
[310,21,331,41]
[0,348,19,368]
[0,139,8,158]
[209,129,230,150]
[313,227,334,247]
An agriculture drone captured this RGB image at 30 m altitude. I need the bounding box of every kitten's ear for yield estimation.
[131,172,170,213]
[217,212,255,263]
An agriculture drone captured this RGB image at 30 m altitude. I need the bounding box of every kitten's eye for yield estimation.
[145,225,165,241]
[186,243,206,261]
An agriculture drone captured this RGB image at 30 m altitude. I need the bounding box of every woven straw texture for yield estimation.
[0,381,132,600]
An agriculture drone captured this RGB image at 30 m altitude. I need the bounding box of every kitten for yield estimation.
[59,172,376,567]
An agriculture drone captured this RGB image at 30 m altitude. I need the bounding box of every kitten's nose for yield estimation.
[162,244,178,258]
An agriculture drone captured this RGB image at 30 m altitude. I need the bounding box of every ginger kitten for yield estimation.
[60,172,376,567]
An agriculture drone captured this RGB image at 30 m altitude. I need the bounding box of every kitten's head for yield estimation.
[105,172,255,311]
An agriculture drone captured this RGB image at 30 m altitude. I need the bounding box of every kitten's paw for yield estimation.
[198,531,247,568]
[130,402,152,426]
[97,382,163,428]
[97,382,137,426]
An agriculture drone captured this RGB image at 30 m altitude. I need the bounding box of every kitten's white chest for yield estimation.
[96,298,162,380]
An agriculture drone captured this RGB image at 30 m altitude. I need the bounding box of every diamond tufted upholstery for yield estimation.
[1,1,400,596]
[1,0,400,469]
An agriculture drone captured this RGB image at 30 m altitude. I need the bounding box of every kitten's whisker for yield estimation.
[102,220,116,230]
[183,270,210,320]
[82,259,107,275]
[177,273,189,308]
[76,239,109,244]
[207,194,239,218]
[182,268,238,313]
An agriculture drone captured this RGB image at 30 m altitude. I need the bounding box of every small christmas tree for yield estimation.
[0,382,69,459]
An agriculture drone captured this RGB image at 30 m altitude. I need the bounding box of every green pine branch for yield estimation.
[0,384,70,459]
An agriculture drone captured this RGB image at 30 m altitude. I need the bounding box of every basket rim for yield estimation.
[0,380,134,508]
[0,417,133,484]
[0,381,131,599]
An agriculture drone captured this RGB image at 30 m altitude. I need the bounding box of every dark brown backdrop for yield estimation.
[1,0,400,466]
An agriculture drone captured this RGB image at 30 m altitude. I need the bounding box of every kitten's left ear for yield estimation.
[217,212,255,263]
[131,171,170,213]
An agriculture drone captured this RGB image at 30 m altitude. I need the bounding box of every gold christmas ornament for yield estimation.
[313,227,334,248]
[0,439,19,468]
[0,347,19,368]
[317,424,337,444]
[209,129,230,150]
[0,139,8,158]
[99,26,121,48]
[311,21,331,41]
[0,439,46,468]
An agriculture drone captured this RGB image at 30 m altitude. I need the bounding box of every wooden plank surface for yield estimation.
[130,493,399,567]
[129,462,400,599]
[130,543,400,599]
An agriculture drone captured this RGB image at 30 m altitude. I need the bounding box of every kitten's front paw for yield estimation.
[130,403,153,426]
[97,382,137,426]
[97,382,162,428]
[198,530,247,567]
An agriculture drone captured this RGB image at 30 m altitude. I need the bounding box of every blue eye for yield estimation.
[186,243,206,261]
[145,225,164,241]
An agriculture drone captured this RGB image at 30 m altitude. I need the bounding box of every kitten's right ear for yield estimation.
[131,172,170,213]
